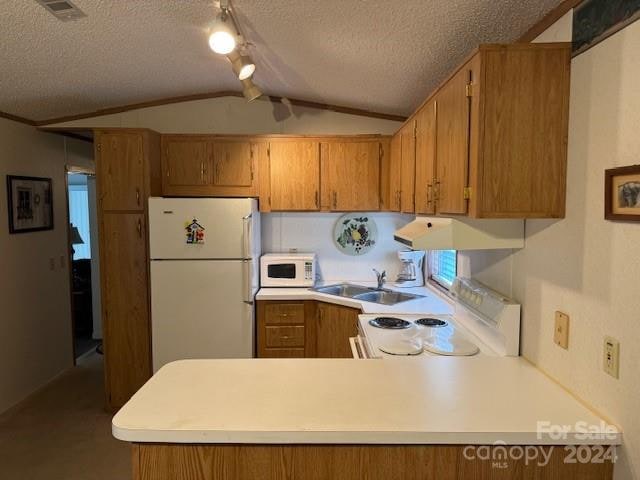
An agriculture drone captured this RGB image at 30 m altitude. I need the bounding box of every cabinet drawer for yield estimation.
[260,348,305,358]
[265,326,305,348]
[264,303,305,325]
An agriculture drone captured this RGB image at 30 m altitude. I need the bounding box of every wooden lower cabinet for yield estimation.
[256,301,360,359]
[132,443,614,480]
[100,213,152,409]
[315,302,359,358]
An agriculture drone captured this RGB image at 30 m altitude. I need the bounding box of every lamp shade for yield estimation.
[70,225,84,245]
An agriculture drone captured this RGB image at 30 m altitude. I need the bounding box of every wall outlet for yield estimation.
[603,336,620,379]
[553,311,570,349]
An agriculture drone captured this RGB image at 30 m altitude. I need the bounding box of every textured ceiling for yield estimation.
[0,0,560,122]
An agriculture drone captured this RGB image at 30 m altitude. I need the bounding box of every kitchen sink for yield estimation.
[312,283,424,305]
[312,283,372,297]
[353,290,422,305]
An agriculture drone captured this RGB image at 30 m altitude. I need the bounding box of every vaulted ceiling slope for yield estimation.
[0,0,561,123]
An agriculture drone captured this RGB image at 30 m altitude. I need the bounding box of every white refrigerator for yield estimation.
[148,197,260,372]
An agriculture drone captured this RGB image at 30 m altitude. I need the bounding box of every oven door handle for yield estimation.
[349,336,368,359]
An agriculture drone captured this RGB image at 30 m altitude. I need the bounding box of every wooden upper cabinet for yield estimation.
[399,122,416,213]
[414,100,437,215]
[269,141,320,211]
[96,132,146,211]
[211,140,253,188]
[320,140,381,211]
[161,136,259,197]
[381,133,401,212]
[472,44,570,218]
[435,63,472,215]
[163,137,211,187]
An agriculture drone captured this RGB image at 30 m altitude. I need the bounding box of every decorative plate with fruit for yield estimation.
[334,214,377,256]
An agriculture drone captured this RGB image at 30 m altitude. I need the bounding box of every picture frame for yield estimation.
[6,175,54,233]
[604,165,640,222]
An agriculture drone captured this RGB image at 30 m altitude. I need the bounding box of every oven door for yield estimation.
[261,261,301,287]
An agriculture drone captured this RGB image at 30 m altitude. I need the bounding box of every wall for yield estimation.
[0,117,94,413]
[262,212,414,283]
[48,95,400,135]
[510,11,639,480]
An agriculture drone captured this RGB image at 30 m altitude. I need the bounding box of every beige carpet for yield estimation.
[0,352,131,480]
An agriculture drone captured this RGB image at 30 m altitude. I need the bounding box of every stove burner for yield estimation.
[415,318,448,328]
[368,317,412,329]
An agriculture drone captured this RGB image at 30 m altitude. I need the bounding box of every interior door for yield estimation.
[315,303,360,358]
[101,212,151,407]
[320,141,380,211]
[415,100,437,215]
[163,137,211,187]
[97,132,145,211]
[269,141,320,211]
[211,141,253,187]
[435,66,471,214]
[400,122,416,213]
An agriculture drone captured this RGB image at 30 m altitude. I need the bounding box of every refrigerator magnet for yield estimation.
[185,218,205,244]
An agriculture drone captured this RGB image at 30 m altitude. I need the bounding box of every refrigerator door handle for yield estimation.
[242,214,252,259]
[242,259,253,305]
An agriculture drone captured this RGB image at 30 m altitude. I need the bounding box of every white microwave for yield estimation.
[260,253,317,287]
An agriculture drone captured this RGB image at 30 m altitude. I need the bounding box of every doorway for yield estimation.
[66,167,102,361]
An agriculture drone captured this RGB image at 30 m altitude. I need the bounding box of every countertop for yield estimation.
[112,357,620,445]
[256,282,454,315]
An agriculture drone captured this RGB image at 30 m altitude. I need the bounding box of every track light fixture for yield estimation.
[208,0,262,101]
[241,78,262,102]
[227,50,256,80]
[208,12,237,54]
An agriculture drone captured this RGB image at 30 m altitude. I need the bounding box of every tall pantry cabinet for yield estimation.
[95,129,161,411]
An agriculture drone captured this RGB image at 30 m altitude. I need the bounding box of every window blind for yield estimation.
[428,250,457,289]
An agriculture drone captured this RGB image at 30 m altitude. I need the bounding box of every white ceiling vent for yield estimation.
[35,0,86,21]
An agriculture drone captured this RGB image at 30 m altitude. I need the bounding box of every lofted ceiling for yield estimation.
[0,0,561,123]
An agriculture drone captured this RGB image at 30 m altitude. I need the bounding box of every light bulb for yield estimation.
[208,15,237,54]
[238,62,255,80]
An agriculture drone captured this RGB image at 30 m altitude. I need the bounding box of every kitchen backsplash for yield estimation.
[261,212,415,282]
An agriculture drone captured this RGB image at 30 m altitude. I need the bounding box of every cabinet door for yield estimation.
[315,303,360,358]
[415,100,437,215]
[101,213,151,408]
[400,122,416,213]
[269,141,320,211]
[380,136,400,211]
[435,66,470,214]
[162,137,211,188]
[97,132,145,211]
[320,141,380,211]
[211,141,254,188]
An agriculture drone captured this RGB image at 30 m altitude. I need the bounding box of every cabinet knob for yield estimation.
[135,188,140,206]
[137,219,142,238]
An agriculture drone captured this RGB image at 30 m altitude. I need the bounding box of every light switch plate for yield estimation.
[554,311,570,349]
[603,336,620,379]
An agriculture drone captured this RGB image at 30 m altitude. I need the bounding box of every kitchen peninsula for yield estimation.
[113,357,619,479]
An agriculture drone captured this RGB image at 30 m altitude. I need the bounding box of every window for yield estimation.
[428,250,457,290]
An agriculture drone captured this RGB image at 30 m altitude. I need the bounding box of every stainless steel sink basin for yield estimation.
[312,283,424,305]
[353,290,422,305]
[312,283,372,297]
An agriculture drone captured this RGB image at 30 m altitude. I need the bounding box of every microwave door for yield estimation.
[268,263,296,280]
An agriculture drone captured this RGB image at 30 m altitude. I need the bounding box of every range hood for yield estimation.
[394,217,524,250]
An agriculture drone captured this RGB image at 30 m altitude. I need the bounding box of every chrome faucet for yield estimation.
[373,269,387,290]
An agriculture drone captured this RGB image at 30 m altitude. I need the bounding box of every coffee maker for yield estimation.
[394,250,426,288]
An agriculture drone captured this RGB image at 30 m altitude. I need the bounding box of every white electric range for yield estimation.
[351,278,521,359]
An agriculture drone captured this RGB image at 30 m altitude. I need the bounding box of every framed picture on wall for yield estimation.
[605,165,640,221]
[6,175,54,233]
